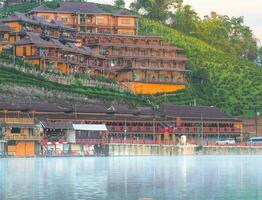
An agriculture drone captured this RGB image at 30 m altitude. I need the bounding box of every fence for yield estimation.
[0,61,130,92]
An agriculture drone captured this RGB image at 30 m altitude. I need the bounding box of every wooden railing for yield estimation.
[107,126,241,134]
[0,61,131,92]
[5,135,41,141]
[0,118,34,124]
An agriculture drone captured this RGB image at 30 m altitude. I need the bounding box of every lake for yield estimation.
[0,156,262,200]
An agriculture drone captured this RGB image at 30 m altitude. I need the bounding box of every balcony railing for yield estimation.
[106,126,241,135]
[109,53,184,61]
[0,118,34,124]
[5,135,41,141]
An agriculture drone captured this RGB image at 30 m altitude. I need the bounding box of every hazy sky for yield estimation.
[93,0,262,42]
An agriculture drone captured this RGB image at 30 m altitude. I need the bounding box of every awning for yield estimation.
[41,122,73,129]
[73,124,108,131]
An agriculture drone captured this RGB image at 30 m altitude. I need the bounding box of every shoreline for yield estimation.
[2,144,262,158]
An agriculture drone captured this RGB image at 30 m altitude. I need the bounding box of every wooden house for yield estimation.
[29,2,138,35]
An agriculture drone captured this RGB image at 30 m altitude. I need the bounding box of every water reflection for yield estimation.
[0,156,262,200]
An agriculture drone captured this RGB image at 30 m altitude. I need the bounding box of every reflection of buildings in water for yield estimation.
[106,157,157,200]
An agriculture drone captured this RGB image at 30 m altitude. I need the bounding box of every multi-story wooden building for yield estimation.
[0,116,41,157]
[0,102,242,153]
[1,12,78,44]
[0,3,188,94]
[0,22,12,53]
[29,2,138,35]
[79,33,188,94]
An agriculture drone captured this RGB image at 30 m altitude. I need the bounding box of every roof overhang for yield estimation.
[73,124,108,131]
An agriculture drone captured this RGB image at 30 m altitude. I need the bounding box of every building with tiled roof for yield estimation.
[29,2,138,35]
[0,3,189,94]
[0,101,242,156]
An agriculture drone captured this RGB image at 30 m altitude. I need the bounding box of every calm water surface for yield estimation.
[0,156,262,200]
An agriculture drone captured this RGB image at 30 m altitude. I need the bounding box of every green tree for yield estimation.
[228,16,258,60]
[195,12,258,60]
[114,0,125,8]
[130,0,180,22]
[258,47,262,66]
[171,4,199,35]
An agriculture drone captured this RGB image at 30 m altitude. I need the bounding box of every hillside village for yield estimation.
[0,1,261,156]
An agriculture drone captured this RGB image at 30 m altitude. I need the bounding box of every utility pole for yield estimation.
[74,104,77,119]
[13,45,16,65]
[201,112,204,145]
[124,118,127,141]
[194,98,197,106]
[254,105,261,137]
[217,122,220,140]
[153,118,155,143]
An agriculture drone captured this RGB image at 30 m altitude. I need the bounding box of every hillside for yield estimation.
[0,64,147,106]
[138,19,262,116]
[0,2,262,116]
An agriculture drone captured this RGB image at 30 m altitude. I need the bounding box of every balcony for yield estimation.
[5,134,42,141]
[0,38,8,44]
[0,118,34,124]
[109,53,186,61]
[130,78,188,85]
[87,42,180,51]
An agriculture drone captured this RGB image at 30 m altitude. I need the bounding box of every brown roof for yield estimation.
[0,102,239,121]
[113,9,138,17]
[30,5,52,13]
[1,12,36,24]
[1,12,76,32]
[56,2,106,14]
[50,20,77,32]
[41,121,73,129]
[0,22,12,32]
[158,105,235,119]
[15,32,59,48]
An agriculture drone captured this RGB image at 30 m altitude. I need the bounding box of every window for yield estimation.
[11,128,21,134]
[61,16,69,23]
[96,17,105,25]
[99,48,108,56]
[8,141,16,146]
[23,47,27,56]
[133,73,140,81]
[118,30,134,35]
[80,15,85,24]
[41,15,50,20]
[109,59,117,67]
[29,128,36,136]
[121,19,131,25]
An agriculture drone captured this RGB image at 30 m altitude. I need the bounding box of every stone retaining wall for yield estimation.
[107,144,262,156]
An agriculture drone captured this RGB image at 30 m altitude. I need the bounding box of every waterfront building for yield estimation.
[0,140,7,157]
[0,102,242,156]
[0,116,41,156]
[41,122,107,156]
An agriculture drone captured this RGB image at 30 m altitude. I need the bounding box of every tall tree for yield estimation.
[130,0,179,22]
[195,12,258,60]
[171,4,199,34]
[258,47,262,66]
[114,0,125,8]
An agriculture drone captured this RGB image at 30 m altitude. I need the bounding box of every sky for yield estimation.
[92,0,262,42]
